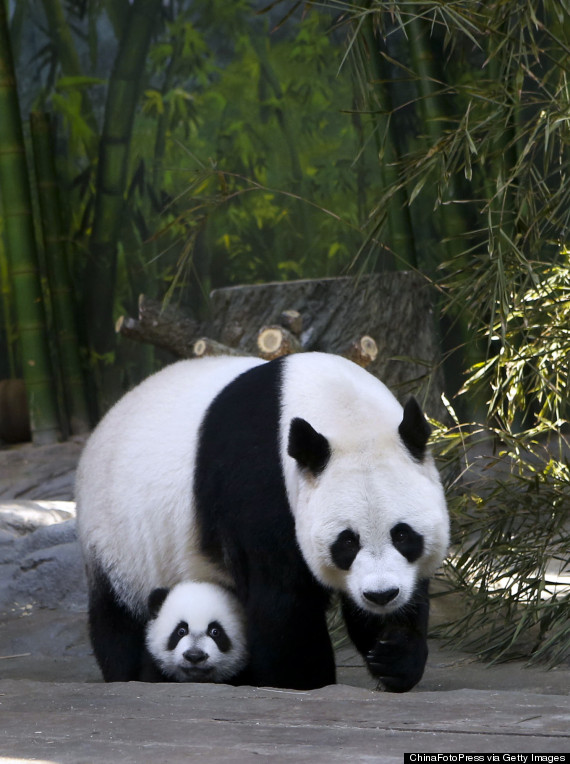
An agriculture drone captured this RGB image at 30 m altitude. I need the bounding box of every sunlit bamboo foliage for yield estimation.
[432,254,570,664]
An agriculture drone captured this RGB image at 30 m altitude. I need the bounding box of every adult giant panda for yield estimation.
[76,352,449,691]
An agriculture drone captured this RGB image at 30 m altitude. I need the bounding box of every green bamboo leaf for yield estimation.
[409,173,428,205]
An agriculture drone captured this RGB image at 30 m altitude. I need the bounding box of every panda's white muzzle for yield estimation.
[348,548,417,615]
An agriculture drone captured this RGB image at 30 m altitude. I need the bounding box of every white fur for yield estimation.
[280,353,449,615]
[146,581,247,683]
[76,356,264,615]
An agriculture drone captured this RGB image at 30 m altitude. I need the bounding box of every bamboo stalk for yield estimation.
[30,111,90,435]
[361,15,417,268]
[407,16,466,254]
[0,238,17,378]
[103,0,130,41]
[83,0,162,409]
[0,3,61,444]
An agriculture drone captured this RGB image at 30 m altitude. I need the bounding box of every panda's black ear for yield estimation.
[398,397,431,461]
[288,418,331,475]
[148,587,169,619]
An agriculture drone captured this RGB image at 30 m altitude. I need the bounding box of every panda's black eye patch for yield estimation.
[168,621,189,650]
[208,620,231,653]
[390,522,424,562]
[330,529,361,571]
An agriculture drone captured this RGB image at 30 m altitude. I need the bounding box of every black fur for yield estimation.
[87,565,146,682]
[195,358,335,690]
[139,649,170,682]
[194,357,430,691]
[148,587,169,618]
[288,417,331,475]
[398,397,431,461]
[167,622,188,651]
[208,621,231,653]
[390,522,424,563]
[330,529,361,570]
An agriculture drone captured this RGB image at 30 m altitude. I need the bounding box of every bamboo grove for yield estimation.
[338,0,570,665]
[0,0,569,663]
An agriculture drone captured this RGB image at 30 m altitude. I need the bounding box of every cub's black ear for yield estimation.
[398,397,431,461]
[148,587,169,619]
[288,418,331,475]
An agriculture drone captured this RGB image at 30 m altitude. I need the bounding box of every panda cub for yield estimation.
[141,581,248,684]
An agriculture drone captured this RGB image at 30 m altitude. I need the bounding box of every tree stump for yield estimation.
[116,275,445,418]
[208,275,445,417]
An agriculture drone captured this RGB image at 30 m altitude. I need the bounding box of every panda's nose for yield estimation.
[363,588,400,606]
[183,648,208,665]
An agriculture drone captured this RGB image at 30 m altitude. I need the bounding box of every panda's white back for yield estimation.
[76,356,264,615]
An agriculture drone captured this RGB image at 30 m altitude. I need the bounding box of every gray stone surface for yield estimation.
[0,438,83,500]
[1,679,569,763]
[0,501,85,613]
[0,447,569,761]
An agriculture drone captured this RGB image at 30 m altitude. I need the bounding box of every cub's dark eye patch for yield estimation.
[330,529,361,571]
[390,522,424,563]
[167,621,189,651]
[208,620,231,653]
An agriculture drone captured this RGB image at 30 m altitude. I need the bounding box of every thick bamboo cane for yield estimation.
[30,111,90,435]
[360,16,417,268]
[0,3,61,444]
[83,0,162,409]
[0,239,17,378]
[407,16,466,255]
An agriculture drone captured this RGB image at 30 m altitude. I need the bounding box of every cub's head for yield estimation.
[286,396,449,615]
[145,581,247,683]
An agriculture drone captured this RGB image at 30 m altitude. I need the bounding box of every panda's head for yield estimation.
[286,396,449,616]
[145,581,247,683]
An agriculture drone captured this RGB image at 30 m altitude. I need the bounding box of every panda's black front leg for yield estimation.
[242,571,336,690]
[87,565,146,682]
[342,578,430,693]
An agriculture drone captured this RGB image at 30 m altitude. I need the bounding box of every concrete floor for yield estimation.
[0,599,568,762]
[0,440,568,762]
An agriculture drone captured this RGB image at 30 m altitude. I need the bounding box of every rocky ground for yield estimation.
[0,439,568,762]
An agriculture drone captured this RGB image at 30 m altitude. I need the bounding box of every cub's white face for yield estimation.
[293,449,449,615]
[145,582,247,683]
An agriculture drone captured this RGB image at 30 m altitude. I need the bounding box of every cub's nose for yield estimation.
[183,648,208,665]
[363,588,400,606]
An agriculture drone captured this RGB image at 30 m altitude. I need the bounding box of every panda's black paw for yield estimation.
[366,626,428,693]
